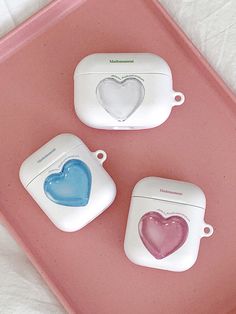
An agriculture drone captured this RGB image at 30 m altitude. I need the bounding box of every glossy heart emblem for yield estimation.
[44,159,92,207]
[139,212,188,259]
[96,77,145,121]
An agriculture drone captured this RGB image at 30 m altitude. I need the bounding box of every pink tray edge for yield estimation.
[0,0,86,64]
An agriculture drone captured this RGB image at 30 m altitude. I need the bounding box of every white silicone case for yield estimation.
[19,134,116,232]
[124,177,214,272]
[74,53,185,130]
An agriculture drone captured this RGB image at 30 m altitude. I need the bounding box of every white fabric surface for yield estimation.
[0,224,65,314]
[159,0,236,93]
[0,1,235,313]
[0,0,51,37]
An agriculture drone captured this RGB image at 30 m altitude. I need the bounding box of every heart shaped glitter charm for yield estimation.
[44,159,92,207]
[96,77,145,121]
[139,211,189,259]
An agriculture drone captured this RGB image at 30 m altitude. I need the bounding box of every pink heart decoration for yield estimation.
[138,211,188,259]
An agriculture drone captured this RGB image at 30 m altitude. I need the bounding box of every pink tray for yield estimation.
[0,0,85,63]
[0,0,235,313]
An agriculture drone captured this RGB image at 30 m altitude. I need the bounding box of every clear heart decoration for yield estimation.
[96,77,145,121]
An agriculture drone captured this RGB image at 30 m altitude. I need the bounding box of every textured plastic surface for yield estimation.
[0,0,235,313]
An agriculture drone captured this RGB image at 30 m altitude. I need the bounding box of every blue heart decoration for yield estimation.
[44,159,92,207]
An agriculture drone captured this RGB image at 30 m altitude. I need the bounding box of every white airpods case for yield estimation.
[74,53,185,130]
[19,134,116,232]
[124,177,214,272]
